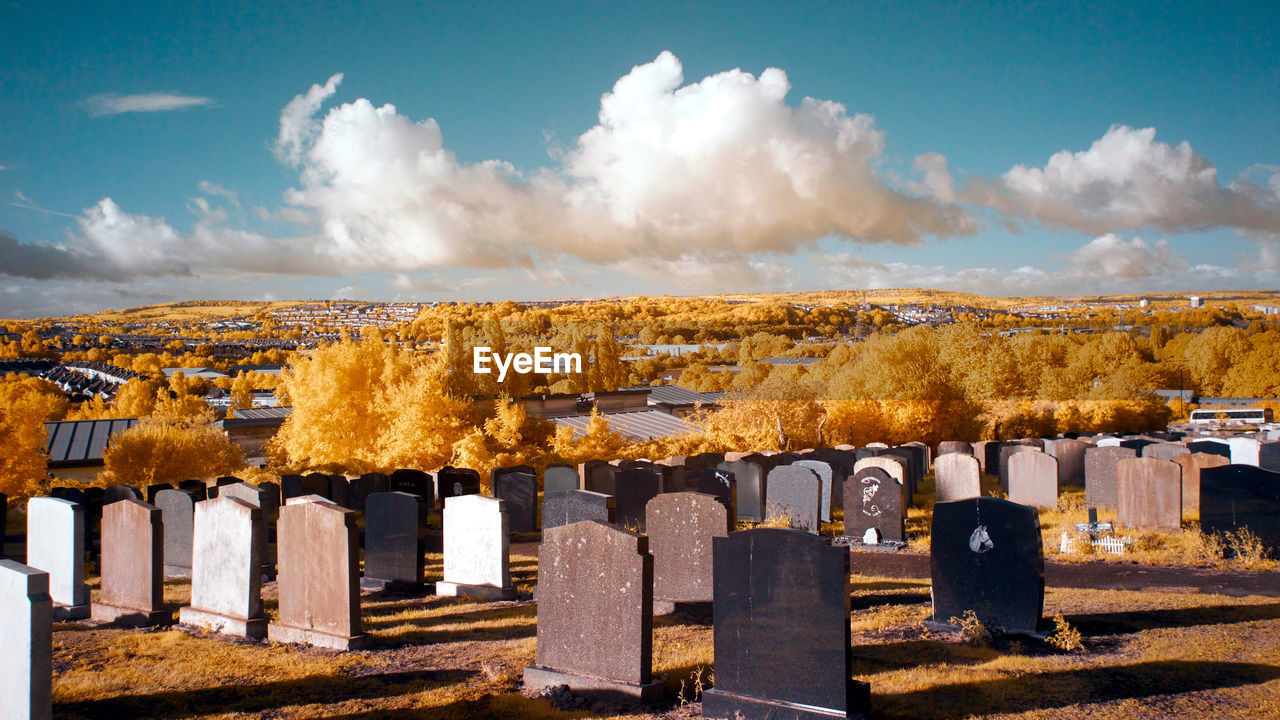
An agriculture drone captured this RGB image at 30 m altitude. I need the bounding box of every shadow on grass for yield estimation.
[851,638,1002,672]
[878,660,1280,719]
[1066,603,1280,635]
[55,668,476,720]
[850,589,931,610]
[367,604,537,647]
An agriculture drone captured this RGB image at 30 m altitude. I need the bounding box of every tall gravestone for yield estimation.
[645,492,729,607]
[91,498,169,626]
[544,464,580,494]
[718,456,766,521]
[1260,442,1280,473]
[1228,437,1261,467]
[930,497,1043,635]
[437,495,514,600]
[26,497,88,619]
[348,473,390,513]
[103,484,142,505]
[325,475,351,508]
[937,441,973,458]
[524,521,661,701]
[1008,451,1058,510]
[794,459,836,523]
[614,468,662,532]
[581,461,617,496]
[543,490,614,529]
[178,479,208,500]
[0,560,52,720]
[217,482,275,580]
[1116,458,1182,531]
[997,444,1038,491]
[362,492,427,592]
[389,469,435,507]
[1085,445,1137,508]
[702,529,869,720]
[1143,443,1190,462]
[1186,440,1231,460]
[1173,452,1229,516]
[934,452,981,502]
[1200,465,1280,550]
[493,468,538,534]
[269,497,367,650]
[765,466,821,533]
[844,467,904,542]
[178,496,266,638]
[1047,438,1087,486]
[155,489,196,578]
[683,468,736,524]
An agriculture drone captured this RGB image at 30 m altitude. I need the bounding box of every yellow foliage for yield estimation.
[101,415,244,488]
[0,374,67,498]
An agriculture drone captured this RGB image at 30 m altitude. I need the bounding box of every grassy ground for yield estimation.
[50,556,1280,719]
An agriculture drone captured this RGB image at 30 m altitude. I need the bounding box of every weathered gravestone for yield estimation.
[179,496,265,638]
[853,455,908,507]
[582,461,618,496]
[1008,451,1058,510]
[998,444,1039,491]
[883,448,921,499]
[1200,465,1280,551]
[91,498,169,627]
[1116,458,1182,531]
[155,489,196,578]
[1261,442,1280,473]
[362,492,427,592]
[934,452,981,503]
[25,497,88,619]
[1143,442,1190,462]
[436,467,481,507]
[543,464,579,494]
[1118,438,1156,454]
[542,490,614,529]
[436,495,514,600]
[103,484,142,506]
[1173,453,1229,515]
[1047,438,1087,487]
[348,473,390,513]
[718,456,767,521]
[524,521,662,701]
[844,467,904,543]
[325,474,351,508]
[493,467,538,534]
[145,483,172,504]
[794,459,836,523]
[269,497,367,650]
[1186,440,1231,459]
[930,497,1043,635]
[388,469,435,506]
[645,492,729,607]
[702,528,869,720]
[178,479,208,500]
[937,441,974,458]
[615,467,663,532]
[1085,445,1138,508]
[682,467,736,524]
[765,466,821,533]
[217,482,275,580]
[0,559,52,720]
[972,440,996,473]
[1228,437,1261,467]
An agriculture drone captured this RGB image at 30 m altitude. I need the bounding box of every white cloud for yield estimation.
[197,180,240,207]
[87,93,215,116]
[1063,234,1187,279]
[963,125,1280,233]
[275,73,343,165]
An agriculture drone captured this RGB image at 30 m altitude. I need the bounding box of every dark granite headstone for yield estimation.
[582,461,618,496]
[543,464,579,494]
[48,487,85,504]
[300,473,330,499]
[436,467,481,507]
[1143,442,1190,462]
[930,497,1043,635]
[155,488,197,578]
[937,441,974,458]
[646,492,730,604]
[764,466,821,533]
[1187,440,1232,460]
[542,490,614,530]
[717,456,768,521]
[843,467,904,543]
[794,459,836,523]
[83,487,105,562]
[615,468,662,532]
[103,485,142,505]
[178,479,208,500]
[524,521,661,701]
[702,528,869,720]
[683,468,736,524]
[1260,442,1280,473]
[686,452,725,471]
[388,469,435,507]
[1200,465,1280,551]
[325,475,351,508]
[362,491,427,591]
[893,444,926,492]
[145,483,172,504]
[348,473,389,513]
[1084,445,1138,507]
[493,469,538,533]
[279,474,307,500]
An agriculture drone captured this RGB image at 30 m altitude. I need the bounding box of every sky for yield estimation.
[1,0,1278,318]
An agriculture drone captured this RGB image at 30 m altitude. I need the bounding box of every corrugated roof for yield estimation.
[44,418,139,466]
[554,410,698,442]
[232,406,293,420]
[622,385,723,407]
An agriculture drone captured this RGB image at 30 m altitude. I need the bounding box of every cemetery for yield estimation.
[2,434,1280,719]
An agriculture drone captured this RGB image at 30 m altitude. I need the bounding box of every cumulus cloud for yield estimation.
[0,231,130,281]
[275,73,343,165]
[1063,234,1187,279]
[963,125,1280,233]
[87,93,215,116]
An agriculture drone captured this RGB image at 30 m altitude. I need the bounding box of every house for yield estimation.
[44,418,139,482]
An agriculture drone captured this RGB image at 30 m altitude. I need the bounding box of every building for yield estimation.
[44,418,139,482]
[1190,296,1203,309]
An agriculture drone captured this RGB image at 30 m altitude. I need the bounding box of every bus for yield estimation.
[1187,408,1273,424]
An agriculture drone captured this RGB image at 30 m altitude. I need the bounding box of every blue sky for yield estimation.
[2,0,1278,317]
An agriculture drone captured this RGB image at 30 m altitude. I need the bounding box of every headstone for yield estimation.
[1173,453,1229,515]
[91,498,169,626]
[523,521,662,702]
[25,497,88,619]
[1200,465,1280,550]
[683,468,736,523]
[0,491,6,557]
[145,483,172,504]
[493,469,538,534]
[388,469,435,507]
[1084,445,1138,508]
[179,497,266,638]
[614,468,662,532]
[718,456,766,521]
[844,467,904,542]
[972,440,996,473]
[794,459,836,523]
[268,497,367,649]
[764,466,821,533]
[997,444,1038,491]
[81,487,105,563]
[542,490,614,530]
[934,452,981,503]
[348,473,390,513]
[902,440,932,471]
[645,492,729,605]
[178,479,208,500]
[215,482,275,580]
[325,474,351,508]
[436,495,514,600]
[884,447,921,498]
[1228,437,1261,467]
[1116,458,1182,531]
[155,489,196,578]
[1047,438,1087,487]
[853,455,908,513]
[702,528,869,720]
[544,464,580,494]
[362,492,427,592]
[930,497,1043,635]
[279,474,306,500]
[1143,443,1190,462]
[1008,451,1058,510]
[1186,440,1231,460]
[582,461,618,496]
[436,466,481,507]
[1260,442,1280,473]
[103,484,142,505]
[1118,438,1156,454]
[936,441,973,458]
[0,560,52,720]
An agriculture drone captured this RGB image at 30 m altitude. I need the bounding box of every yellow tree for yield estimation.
[101,414,244,488]
[0,375,68,498]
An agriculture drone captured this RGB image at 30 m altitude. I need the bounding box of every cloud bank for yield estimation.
[87,93,216,116]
